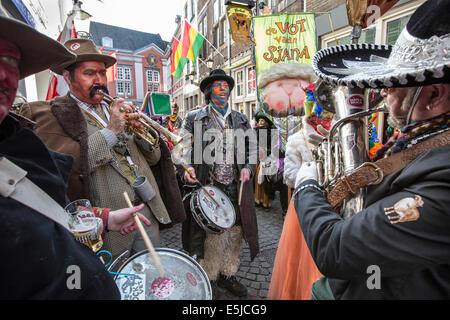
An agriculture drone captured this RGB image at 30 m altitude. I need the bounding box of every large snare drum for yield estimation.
[188,186,236,234]
[114,248,212,300]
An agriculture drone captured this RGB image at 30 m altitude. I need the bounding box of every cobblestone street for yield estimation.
[160,193,286,300]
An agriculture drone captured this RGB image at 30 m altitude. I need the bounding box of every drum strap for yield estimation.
[0,157,71,231]
[327,130,450,208]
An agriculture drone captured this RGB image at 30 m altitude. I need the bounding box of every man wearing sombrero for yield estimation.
[179,69,258,298]
[0,16,155,299]
[19,39,186,262]
[289,0,450,299]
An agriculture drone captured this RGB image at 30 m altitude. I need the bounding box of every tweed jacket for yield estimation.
[179,105,259,260]
[20,95,185,253]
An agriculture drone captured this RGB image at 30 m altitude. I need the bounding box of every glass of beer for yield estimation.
[65,199,103,252]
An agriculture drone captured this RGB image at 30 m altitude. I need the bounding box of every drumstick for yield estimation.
[123,192,165,278]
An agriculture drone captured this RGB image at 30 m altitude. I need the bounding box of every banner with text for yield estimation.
[253,13,317,76]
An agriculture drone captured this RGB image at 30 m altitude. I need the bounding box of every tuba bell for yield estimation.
[312,80,386,218]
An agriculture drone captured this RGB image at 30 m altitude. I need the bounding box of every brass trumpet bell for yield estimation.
[96,89,183,147]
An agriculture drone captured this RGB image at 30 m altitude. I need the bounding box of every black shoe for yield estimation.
[217,275,247,297]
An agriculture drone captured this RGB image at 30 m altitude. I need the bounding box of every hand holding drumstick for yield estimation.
[181,164,227,215]
[123,192,165,278]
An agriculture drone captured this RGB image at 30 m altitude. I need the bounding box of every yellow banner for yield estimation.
[253,13,317,75]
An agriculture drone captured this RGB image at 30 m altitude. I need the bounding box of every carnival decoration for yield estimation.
[346,0,400,43]
[253,13,317,75]
[226,3,253,43]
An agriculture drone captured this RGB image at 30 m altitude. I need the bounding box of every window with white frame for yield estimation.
[247,66,256,95]
[102,36,113,48]
[326,28,376,47]
[386,14,412,45]
[146,69,160,93]
[321,2,420,49]
[235,70,244,97]
[116,65,133,96]
[214,0,220,23]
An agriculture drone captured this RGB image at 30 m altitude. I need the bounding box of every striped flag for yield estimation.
[181,19,205,65]
[171,37,186,79]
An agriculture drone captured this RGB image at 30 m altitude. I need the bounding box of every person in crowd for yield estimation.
[292,0,450,299]
[19,39,185,260]
[253,110,274,210]
[0,15,150,299]
[178,69,259,298]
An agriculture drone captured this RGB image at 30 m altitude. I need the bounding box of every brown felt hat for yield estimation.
[0,16,76,79]
[51,38,117,75]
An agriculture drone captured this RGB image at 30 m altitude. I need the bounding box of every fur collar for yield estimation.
[50,94,88,142]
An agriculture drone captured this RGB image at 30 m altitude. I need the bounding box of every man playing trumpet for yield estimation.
[20,39,185,261]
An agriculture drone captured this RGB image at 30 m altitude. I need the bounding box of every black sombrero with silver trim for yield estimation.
[313,0,450,89]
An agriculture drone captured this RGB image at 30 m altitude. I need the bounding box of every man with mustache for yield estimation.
[20,39,185,261]
[179,69,258,298]
[0,16,154,299]
[289,0,450,299]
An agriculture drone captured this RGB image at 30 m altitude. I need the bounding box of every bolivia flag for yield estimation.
[171,37,186,79]
[181,19,205,65]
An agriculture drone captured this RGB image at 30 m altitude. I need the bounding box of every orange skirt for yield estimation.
[267,200,322,300]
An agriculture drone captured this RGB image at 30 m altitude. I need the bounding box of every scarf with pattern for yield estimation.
[373,112,450,161]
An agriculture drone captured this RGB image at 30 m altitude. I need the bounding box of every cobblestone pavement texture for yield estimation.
[160,193,286,300]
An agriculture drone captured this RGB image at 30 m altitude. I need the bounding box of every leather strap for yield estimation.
[0,157,71,231]
[327,130,450,208]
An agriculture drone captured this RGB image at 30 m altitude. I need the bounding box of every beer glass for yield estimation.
[65,199,103,252]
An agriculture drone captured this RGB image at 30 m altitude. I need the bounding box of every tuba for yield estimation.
[312,80,386,218]
[97,89,183,147]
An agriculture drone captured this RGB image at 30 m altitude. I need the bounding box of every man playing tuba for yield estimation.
[289,0,450,299]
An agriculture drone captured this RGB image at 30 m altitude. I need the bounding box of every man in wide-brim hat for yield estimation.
[286,0,450,299]
[19,38,186,262]
[178,68,258,298]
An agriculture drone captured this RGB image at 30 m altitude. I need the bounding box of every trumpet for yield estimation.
[96,89,183,147]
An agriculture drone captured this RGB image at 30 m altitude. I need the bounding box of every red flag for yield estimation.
[106,50,118,82]
[46,15,77,100]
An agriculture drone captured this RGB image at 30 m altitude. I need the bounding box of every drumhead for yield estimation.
[199,186,236,229]
[114,248,212,300]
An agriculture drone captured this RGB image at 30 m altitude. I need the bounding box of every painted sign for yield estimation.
[253,13,317,76]
[227,4,253,43]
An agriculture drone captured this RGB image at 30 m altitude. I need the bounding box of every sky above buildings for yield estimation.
[77,0,185,41]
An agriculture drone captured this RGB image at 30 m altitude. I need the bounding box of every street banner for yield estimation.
[226,3,253,43]
[253,13,317,76]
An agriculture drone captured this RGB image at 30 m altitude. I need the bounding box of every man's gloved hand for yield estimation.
[295,161,318,188]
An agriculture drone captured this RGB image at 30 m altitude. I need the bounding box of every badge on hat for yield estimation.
[70,42,81,51]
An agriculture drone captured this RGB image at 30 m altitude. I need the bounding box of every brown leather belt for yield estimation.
[327,130,450,208]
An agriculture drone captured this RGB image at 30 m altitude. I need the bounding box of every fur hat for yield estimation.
[313,0,450,88]
[0,16,75,79]
[51,39,116,74]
